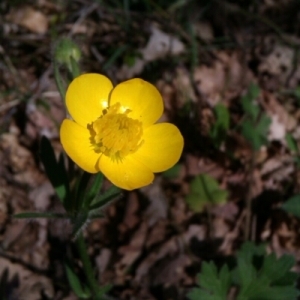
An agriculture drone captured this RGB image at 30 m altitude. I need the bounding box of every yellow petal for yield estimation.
[60,119,99,173]
[66,74,113,127]
[98,155,154,190]
[110,78,163,128]
[131,123,184,172]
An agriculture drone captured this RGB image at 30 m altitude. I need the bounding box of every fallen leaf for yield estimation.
[141,178,168,227]
[0,257,54,299]
[7,6,48,34]
[116,222,148,276]
[117,24,185,79]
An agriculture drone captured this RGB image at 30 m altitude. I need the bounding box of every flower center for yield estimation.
[88,103,143,161]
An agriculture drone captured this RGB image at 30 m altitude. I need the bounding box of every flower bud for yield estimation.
[54,38,81,71]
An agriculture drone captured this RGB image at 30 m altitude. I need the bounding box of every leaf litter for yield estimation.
[2,1,300,299]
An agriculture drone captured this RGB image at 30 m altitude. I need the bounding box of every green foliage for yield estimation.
[16,136,122,239]
[240,84,271,151]
[210,103,230,147]
[285,133,300,166]
[14,212,68,219]
[89,185,121,211]
[188,242,299,300]
[103,45,128,71]
[40,136,70,209]
[282,194,300,218]
[54,61,66,99]
[186,174,228,212]
[293,86,300,101]
[162,163,181,179]
[286,133,298,153]
[188,262,231,300]
[71,175,121,239]
[54,38,81,72]
[65,263,91,299]
[65,262,112,300]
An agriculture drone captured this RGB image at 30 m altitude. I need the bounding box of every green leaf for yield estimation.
[257,285,300,300]
[53,62,66,100]
[243,279,299,300]
[188,261,230,300]
[73,172,104,212]
[256,114,272,136]
[241,115,271,151]
[241,83,260,120]
[238,275,270,300]
[233,242,265,288]
[186,174,228,212]
[86,173,104,205]
[240,83,271,151]
[103,45,128,71]
[189,241,299,300]
[70,56,80,79]
[235,256,257,290]
[219,264,231,297]
[286,133,298,153]
[89,185,122,211]
[272,271,298,286]
[234,242,299,300]
[83,172,104,208]
[75,172,92,211]
[210,103,230,147]
[162,163,181,179]
[14,212,68,219]
[294,86,300,100]
[65,263,91,298]
[261,253,295,283]
[71,211,89,240]
[237,241,266,264]
[197,261,219,292]
[282,194,300,218]
[40,136,70,207]
[95,284,113,299]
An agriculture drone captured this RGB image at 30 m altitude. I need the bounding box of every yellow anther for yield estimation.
[88,103,143,161]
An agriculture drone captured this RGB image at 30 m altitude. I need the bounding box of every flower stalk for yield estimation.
[14,37,184,299]
[76,233,100,299]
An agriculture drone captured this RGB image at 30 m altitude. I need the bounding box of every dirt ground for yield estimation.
[2,0,300,299]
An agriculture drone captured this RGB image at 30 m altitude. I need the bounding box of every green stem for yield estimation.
[70,56,81,79]
[54,62,66,100]
[244,153,256,241]
[75,233,100,299]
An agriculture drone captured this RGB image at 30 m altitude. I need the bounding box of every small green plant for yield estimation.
[282,194,300,218]
[188,242,299,300]
[286,133,300,167]
[186,174,228,212]
[65,262,111,300]
[210,103,230,148]
[240,84,271,151]
[162,163,182,179]
[278,134,300,222]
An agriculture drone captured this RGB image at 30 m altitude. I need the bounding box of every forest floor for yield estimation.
[2,0,300,299]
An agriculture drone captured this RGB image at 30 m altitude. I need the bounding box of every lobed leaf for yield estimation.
[282,194,300,218]
[186,174,228,212]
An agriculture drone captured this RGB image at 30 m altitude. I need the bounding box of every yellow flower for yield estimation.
[60,73,184,190]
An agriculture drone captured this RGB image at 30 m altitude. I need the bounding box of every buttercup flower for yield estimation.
[60,73,184,190]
